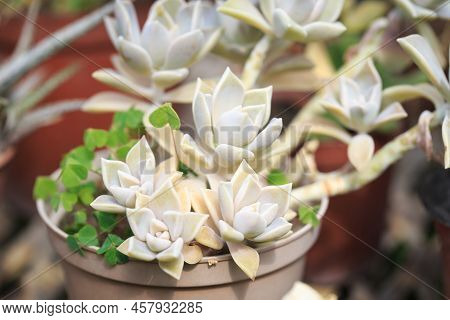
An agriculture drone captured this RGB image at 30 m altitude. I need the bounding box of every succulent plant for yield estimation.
[394,0,450,20]
[146,68,282,176]
[97,0,221,96]
[218,0,346,43]
[398,34,450,168]
[91,137,220,279]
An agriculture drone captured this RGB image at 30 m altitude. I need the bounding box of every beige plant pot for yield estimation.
[37,186,328,300]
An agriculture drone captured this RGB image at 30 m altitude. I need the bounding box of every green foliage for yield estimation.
[78,183,96,205]
[61,192,78,212]
[94,211,119,233]
[115,139,137,162]
[267,169,289,186]
[298,205,320,227]
[77,225,99,247]
[149,103,181,129]
[178,162,198,177]
[375,62,428,88]
[84,129,109,151]
[67,235,84,256]
[97,234,128,266]
[33,177,57,199]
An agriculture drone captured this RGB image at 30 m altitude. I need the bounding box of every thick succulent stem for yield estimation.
[290,124,423,204]
[241,35,273,89]
[0,2,114,94]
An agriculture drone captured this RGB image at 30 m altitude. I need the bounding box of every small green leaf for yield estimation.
[298,205,320,227]
[267,169,289,186]
[125,108,144,129]
[84,128,109,151]
[178,162,198,177]
[50,194,61,211]
[104,247,128,266]
[94,211,118,233]
[61,164,88,189]
[77,225,99,246]
[33,177,57,199]
[97,234,124,254]
[106,129,129,147]
[149,103,180,129]
[67,235,84,256]
[115,139,137,161]
[61,192,78,212]
[62,146,94,168]
[79,185,95,205]
[74,210,87,226]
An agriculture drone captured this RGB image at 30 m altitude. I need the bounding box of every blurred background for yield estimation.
[0,0,447,299]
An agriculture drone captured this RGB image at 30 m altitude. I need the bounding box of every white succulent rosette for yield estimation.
[200,160,293,279]
[394,0,450,20]
[218,0,346,43]
[398,34,450,168]
[90,137,222,279]
[146,68,283,177]
[321,59,408,171]
[90,136,183,214]
[96,0,221,97]
[213,1,263,60]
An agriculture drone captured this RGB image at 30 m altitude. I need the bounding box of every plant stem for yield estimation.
[241,35,273,89]
[290,124,422,204]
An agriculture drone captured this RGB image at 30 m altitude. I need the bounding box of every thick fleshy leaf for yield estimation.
[233,175,261,211]
[146,233,172,252]
[218,182,235,225]
[141,20,170,68]
[101,158,130,191]
[117,37,152,75]
[320,0,345,22]
[109,186,136,207]
[246,118,283,152]
[227,241,259,280]
[215,108,257,147]
[192,87,214,148]
[233,208,266,238]
[118,171,140,188]
[126,136,156,177]
[302,21,346,42]
[152,68,189,89]
[258,184,292,218]
[104,16,118,48]
[218,0,272,34]
[182,244,203,265]
[214,144,255,168]
[164,211,208,242]
[158,255,184,280]
[127,208,154,241]
[212,68,245,125]
[273,9,307,42]
[90,195,126,214]
[230,160,258,195]
[117,236,156,261]
[164,30,204,69]
[250,217,292,243]
[260,203,279,226]
[347,134,375,171]
[373,102,407,128]
[395,0,437,19]
[398,35,450,96]
[146,180,182,219]
[243,86,272,126]
[195,225,224,250]
[81,92,153,113]
[218,220,244,242]
[443,114,450,169]
[242,104,266,130]
[156,237,184,262]
[201,189,222,228]
[180,134,213,169]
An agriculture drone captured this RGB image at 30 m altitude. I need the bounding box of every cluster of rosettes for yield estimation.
[91,136,293,279]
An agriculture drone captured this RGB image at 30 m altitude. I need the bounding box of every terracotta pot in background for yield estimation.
[419,166,450,296]
[0,2,150,215]
[37,193,329,300]
[304,140,391,284]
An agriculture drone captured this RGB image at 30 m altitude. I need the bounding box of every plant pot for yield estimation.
[1,2,151,216]
[419,166,450,296]
[305,139,392,284]
[37,185,329,299]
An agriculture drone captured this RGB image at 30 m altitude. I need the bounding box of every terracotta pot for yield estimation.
[1,2,150,215]
[419,166,450,296]
[304,139,391,284]
[37,186,329,299]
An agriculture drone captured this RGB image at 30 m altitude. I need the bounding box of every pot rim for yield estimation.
[37,171,329,264]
